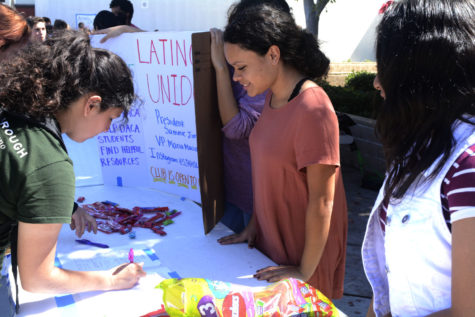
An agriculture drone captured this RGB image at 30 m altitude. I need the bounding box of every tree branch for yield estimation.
[302,0,335,38]
[315,0,331,16]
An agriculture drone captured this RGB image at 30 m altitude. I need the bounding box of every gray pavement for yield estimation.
[332,165,379,316]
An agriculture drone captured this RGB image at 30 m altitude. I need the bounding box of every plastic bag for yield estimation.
[159,277,339,316]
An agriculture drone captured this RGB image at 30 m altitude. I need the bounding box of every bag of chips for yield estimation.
[159,277,339,316]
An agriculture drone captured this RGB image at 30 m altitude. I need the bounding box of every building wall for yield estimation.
[35,0,387,62]
[35,0,236,31]
[318,0,385,62]
[1,0,14,7]
[15,0,35,4]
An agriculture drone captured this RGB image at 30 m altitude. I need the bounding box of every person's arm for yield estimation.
[253,163,336,282]
[425,217,475,316]
[426,149,475,316]
[210,28,239,125]
[299,163,335,280]
[93,25,144,43]
[17,221,145,294]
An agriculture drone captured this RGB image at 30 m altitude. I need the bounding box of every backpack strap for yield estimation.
[0,220,19,313]
[10,223,19,314]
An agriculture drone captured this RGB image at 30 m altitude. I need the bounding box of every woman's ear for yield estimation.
[83,95,102,116]
[267,45,280,65]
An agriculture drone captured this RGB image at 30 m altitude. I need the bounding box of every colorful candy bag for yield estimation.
[159,277,339,316]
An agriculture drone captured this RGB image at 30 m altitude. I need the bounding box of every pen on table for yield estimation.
[75,239,109,248]
[128,248,134,263]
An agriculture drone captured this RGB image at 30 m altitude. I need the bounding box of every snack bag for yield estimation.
[159,277,339,317]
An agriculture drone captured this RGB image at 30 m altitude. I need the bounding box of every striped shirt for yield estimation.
[380,144,475,232]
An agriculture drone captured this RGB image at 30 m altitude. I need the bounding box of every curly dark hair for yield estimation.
[227,0,291,23]
[375,0,475,201]
[223,4,329,79]
[0,30,136,120]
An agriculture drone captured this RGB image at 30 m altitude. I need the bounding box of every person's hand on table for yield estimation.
[93,25,144,43]
[218,219,257,248]
[210,28,227,71]
[71,206,97,238]
[109,262,147,290]
[253,265,306,283]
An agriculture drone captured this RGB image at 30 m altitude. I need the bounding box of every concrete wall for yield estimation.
[340,114,385,179]
[34,0,387,62]
[290,0,387,62]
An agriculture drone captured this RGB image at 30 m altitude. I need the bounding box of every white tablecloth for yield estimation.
[12,185,276,317]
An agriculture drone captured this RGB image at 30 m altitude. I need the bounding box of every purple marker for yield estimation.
[128,248,134,263]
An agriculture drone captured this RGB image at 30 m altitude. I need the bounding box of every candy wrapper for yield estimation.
[80,201,181,236]
[159,277,339,316]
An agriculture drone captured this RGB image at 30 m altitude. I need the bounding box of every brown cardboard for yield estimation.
[192,32,225,234]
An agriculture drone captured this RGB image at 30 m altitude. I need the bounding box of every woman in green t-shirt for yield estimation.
[0,29,146,316]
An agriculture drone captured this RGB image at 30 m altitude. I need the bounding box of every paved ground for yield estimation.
[332,165,379,316]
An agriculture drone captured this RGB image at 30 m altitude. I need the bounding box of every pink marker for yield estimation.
[128,248,134,263]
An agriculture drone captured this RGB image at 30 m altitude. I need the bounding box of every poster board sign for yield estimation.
[75,13,95,30]
[92,32,201,203]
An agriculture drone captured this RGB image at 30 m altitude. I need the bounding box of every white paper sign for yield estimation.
[92,32,200,202]
[75,13,95,30]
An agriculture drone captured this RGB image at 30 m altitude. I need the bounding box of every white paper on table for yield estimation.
[13,248,173,317]
[56,248,162,272]
[68,270,170,317]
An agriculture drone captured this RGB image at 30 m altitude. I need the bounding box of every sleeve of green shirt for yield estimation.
[16,160,75,224]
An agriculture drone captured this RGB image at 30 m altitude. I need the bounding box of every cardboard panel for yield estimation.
[192,32,225,234]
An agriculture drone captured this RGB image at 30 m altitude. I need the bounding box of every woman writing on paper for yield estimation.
[0,30,146,316]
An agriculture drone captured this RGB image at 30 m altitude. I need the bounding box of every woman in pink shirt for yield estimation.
[209,0,291,233]
[218,4,348,299]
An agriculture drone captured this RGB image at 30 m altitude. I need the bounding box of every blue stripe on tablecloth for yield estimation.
[143,248,159,261]
[168,271,181,279]
[55,294,79,317]
[54,256,62,268]
[55,295,75,307]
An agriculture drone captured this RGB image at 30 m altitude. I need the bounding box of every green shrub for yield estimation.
[316,72,383,119]
[317,80,381,119]
[345,71,376,92]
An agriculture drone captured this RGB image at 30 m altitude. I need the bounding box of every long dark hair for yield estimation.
[375,0,475,201]
[224,4,329,79]
[0,30,136,120]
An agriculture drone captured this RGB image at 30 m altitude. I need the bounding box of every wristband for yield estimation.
[72,202,79,214]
